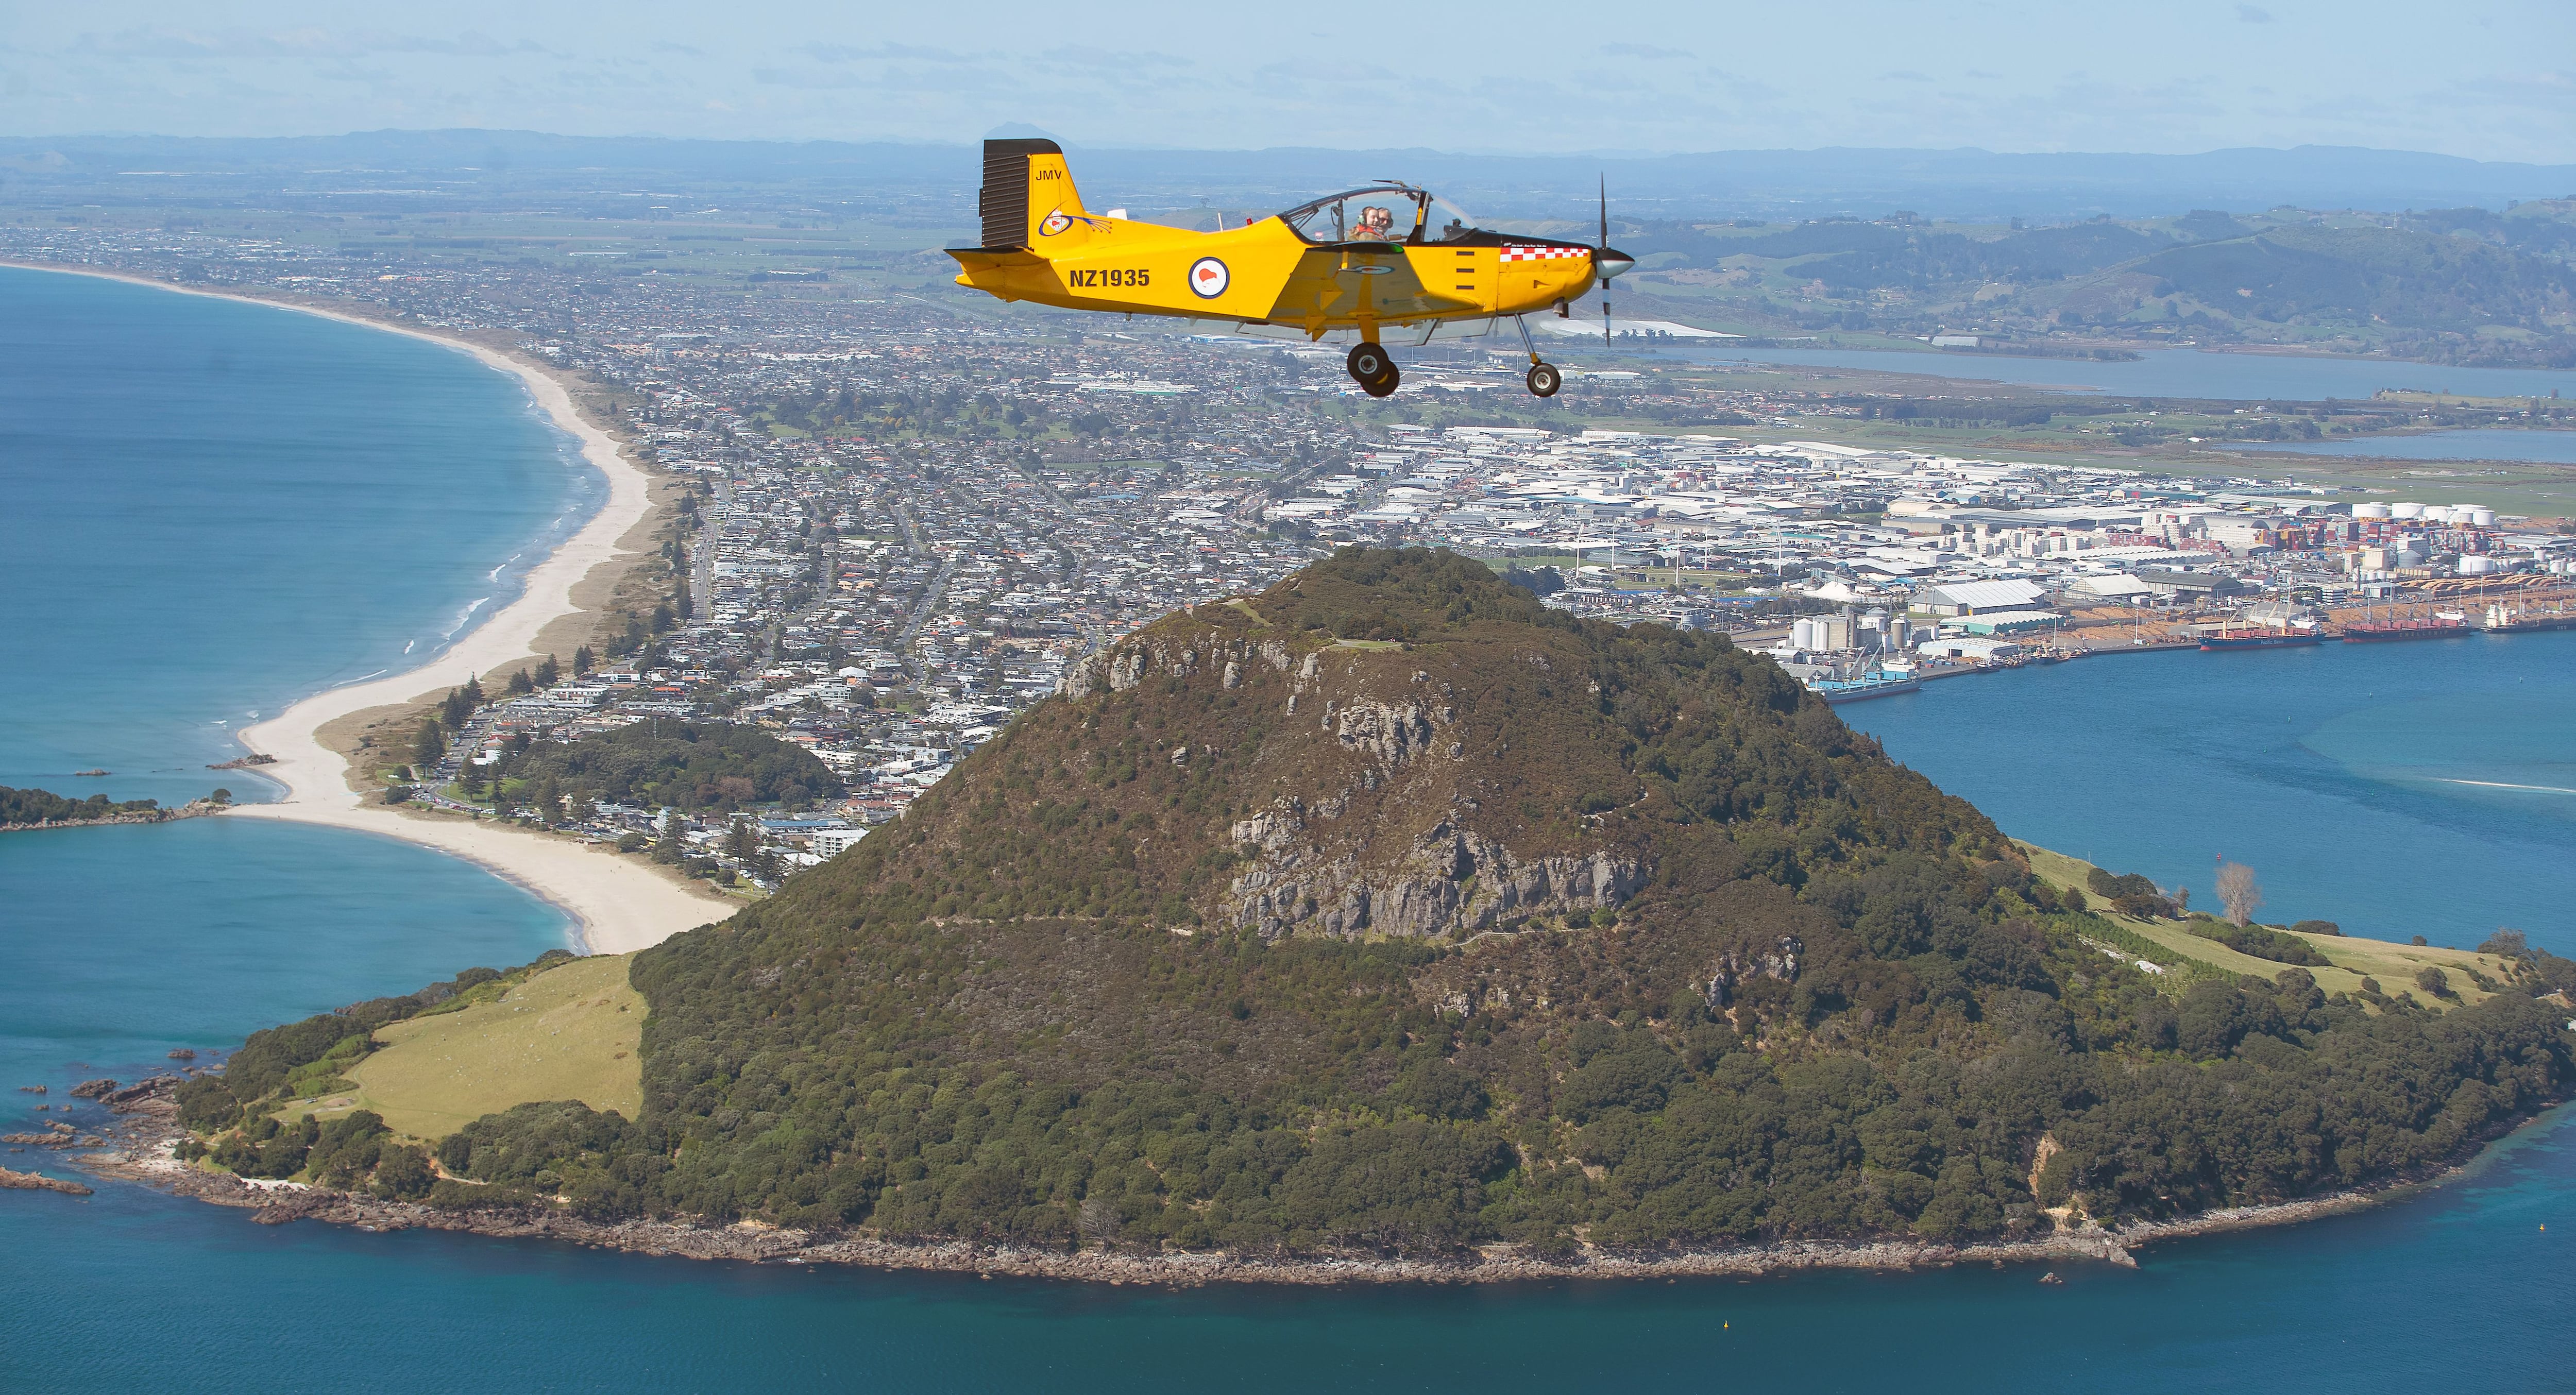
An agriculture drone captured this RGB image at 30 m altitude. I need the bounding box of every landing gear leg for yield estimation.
[1347,341,1400,398]
[1516,317,1561,398]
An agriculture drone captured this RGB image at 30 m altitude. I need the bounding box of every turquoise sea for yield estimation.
[3,268,2572,1393]
[0,267,603,809]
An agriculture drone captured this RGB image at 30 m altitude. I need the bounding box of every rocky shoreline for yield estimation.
[0,797,226,835]
[54,1076,2437,1286]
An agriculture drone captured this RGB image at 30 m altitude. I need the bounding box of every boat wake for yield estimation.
[2433,777,2576,796]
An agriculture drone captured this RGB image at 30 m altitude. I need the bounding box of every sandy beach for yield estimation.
[7,262,734,954]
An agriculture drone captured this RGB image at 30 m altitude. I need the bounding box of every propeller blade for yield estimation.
[1601,175,1612,346]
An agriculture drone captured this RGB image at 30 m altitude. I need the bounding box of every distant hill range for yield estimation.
[1607,202,2576,368]
[4,129,2572,223]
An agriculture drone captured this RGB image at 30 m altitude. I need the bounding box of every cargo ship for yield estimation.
[2476,601,2576,634]
[1806,669,1922,703]
[2341,618,2471,643]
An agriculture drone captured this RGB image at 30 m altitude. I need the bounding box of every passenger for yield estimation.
[1351,205,1396,241]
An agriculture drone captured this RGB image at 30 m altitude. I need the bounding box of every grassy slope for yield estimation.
[319,954,643,1139]
[2019,842,2511,1006]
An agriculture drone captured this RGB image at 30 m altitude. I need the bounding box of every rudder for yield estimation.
[977,138,1090,249]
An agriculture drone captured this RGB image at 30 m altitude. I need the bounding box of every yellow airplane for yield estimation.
[947,138,1634,398]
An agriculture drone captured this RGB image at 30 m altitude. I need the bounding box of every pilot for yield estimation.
[1352,205,1396,241]
[1439,217,1468,242]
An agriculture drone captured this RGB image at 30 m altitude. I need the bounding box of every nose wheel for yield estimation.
[1347,341,1400,397]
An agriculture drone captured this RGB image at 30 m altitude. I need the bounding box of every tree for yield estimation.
[2216,861,2262,927]
[2478,928,2529,959]
[535,654,562,687]
[506,669,535,696]
[414,721,446,768]
[573,645,595,675]
[2414,965,2451,998]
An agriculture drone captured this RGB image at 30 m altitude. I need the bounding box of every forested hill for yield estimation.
[198,550,2576,1260]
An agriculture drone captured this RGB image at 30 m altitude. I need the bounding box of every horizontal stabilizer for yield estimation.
[946,246,1048,271]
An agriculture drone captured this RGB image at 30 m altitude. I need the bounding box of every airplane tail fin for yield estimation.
[978,138,1089,249]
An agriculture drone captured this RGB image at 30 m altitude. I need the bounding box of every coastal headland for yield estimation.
[80,554,2574,1286]
[4,262,731,955]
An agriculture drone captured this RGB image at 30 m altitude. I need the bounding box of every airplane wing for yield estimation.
[1267,244,1480,332]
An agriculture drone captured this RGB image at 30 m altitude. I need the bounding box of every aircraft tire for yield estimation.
[1363,365,1401,398]
[1527,363,1563,397]
[1347,341,1393,385]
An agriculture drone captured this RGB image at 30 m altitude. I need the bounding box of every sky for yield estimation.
[3,1,2571,163]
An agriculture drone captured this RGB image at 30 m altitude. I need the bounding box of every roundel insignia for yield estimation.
[1189,257,1230,299]
[1039,211,1073,237]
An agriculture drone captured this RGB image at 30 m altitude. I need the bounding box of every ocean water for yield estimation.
[1671,342,2576,401]
[0,265,603,809]
[4,268,2575,1394]
[1848,635,2576,957]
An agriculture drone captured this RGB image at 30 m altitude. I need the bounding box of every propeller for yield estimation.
[1592,175,1634,346]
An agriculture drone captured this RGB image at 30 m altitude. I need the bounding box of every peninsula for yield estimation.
[124,550,2576,1280]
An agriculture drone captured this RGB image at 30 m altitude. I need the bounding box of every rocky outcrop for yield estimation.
[1063,634,1299,701]
[1225,809,1645,942]
[1701,937,1803,1007]
[0,1166,92,1197]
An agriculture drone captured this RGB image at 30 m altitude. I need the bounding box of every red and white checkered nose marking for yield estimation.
[1499,245,1582,262]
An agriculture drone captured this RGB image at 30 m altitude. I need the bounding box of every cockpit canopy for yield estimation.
[1275,184,1485,245]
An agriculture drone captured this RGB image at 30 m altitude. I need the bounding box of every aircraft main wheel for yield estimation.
[1527,362,1563,397]
[1363,364,1401,398]
[1347,341,1393,386]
